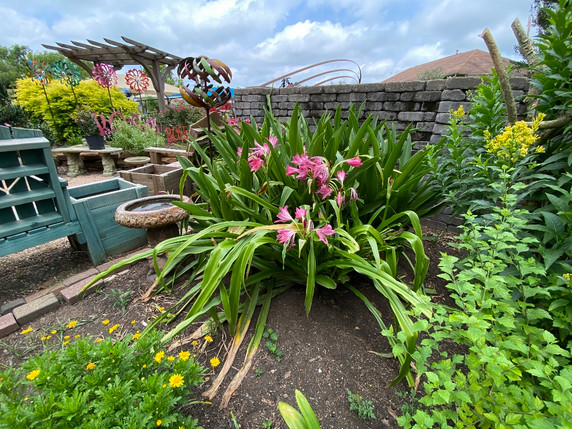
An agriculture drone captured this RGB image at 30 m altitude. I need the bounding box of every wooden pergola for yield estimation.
[42,36,182,111]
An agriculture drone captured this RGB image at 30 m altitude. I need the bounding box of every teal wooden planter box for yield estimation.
[69,178,149,258]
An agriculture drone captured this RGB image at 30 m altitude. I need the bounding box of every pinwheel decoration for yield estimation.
[125,68,150,110]
[92,63,118,109]
[52,59,81,105]
[26,59,61,140]
[178,56,232,161]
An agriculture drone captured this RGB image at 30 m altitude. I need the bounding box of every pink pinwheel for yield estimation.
[125,69,150,93]
[92,63,117,88]
[92,63,118,109]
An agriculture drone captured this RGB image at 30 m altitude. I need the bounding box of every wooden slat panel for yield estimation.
[0,187,56,210]
[0,164,50,180]
[0,212,65,238]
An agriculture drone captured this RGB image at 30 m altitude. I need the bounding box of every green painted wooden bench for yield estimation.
[0,137,111,264]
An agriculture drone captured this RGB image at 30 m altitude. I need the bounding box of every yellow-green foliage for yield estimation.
[14,78,139,143]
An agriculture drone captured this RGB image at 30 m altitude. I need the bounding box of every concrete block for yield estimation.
[426,80,447,90]
[13,294,60,325]
[62,268,99,288]
[0,313,19,338]
[60,276,100,305]
[441,89,466,101]
[413,91,442,102]
[1,298,26,316]
[398,112,425,122]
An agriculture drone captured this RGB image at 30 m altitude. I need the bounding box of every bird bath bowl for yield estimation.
[115,195,190,246]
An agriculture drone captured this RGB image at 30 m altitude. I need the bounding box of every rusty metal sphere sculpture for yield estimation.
[177,56,232,109]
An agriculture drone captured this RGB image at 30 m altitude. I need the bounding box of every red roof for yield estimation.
[383,49,517,82]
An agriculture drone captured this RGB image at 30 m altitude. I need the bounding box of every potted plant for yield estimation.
[74,108,105,150]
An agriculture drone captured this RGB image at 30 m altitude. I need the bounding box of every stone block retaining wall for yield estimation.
[233,76,530,148]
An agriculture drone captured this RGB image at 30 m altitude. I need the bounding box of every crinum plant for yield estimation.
[86,104,439,404]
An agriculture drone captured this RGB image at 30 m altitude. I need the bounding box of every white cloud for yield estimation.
[0,0,536,87]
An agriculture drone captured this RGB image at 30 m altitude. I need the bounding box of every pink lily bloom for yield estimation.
[237,147,243,157]
[285,164,298,176]
[312,158,330,186]
[345,156,362,167]
[275,206,294,223]
[336,191,344,207]
[248,156,264,171]
[350,188,358,203]
[277,229,296,248]
[315,224,336,245]
[316,185,333,200]
[336,170,346,183]
[295,207,307,220]
[268,136,279,147]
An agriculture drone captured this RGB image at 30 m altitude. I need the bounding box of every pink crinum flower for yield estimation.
[238,136,279,172]
[274,206,335,248]
[345,156,362,167]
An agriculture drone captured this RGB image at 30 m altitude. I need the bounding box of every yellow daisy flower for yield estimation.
[133,332,141,340]
[26,369,40,381]
[102,319,110,325]
[20,327,33,335]
[86,362,95,370]
[50,330,57,335]
[108,324,120,334]
[210,357,220,368]
[204,335,213,343]
[169,373,184,388]
[67,320,78,329]
[179,351,190,361]
[154,351,165,363]
[157,420,162,427]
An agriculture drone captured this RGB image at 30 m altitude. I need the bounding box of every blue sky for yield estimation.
[0,0,536,87]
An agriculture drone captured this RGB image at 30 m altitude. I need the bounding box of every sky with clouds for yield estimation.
[0,0,536,88]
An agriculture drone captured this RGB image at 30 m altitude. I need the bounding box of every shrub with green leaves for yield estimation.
[110,119,165,155]
[14,78,139,143]
[396,186,572,428]
[0,329,205,429]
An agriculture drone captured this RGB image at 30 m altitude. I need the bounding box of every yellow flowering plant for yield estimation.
[0,328,206,428]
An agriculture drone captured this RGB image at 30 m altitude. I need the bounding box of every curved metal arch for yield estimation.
[259,59,362,87]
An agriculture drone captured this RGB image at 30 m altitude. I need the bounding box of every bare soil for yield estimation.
[0,172,460,429]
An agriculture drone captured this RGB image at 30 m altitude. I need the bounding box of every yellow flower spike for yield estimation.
[86,362,95,370]
[21,327,33,335]
[67,320,78,329]
[154,351,165,363]
[26,370,40,381]
[179,351,190,361]
[169,373,184,388]
[102,319,110,325]
[210,357,220,368]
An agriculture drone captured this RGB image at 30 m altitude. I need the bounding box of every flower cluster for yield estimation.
[275,205,336,249]
[238,136,279,171]
[286,153,361,204]
[484,113,545,163]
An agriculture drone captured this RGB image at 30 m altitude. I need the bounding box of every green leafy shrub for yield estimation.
[0,102,30,127]
[14,78,139,143]
[110,119,165,155]
[0,328,206,428]
[153,104,204,134]
[396,186,572,428]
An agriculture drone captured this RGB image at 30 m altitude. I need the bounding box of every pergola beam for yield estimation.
[42,37,182,111]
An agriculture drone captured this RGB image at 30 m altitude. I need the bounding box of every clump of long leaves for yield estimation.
[88,104,439,399]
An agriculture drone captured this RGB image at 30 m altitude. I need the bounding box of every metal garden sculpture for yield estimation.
[125,68,150,110]
[92,63,118,109]
[26,59,61,141]
[177,56,232,161]
[52,59,81,106]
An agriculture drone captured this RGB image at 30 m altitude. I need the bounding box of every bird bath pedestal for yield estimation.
[115,195,190,247]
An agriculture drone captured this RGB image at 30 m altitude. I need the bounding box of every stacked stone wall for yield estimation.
[233,76,530,148]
